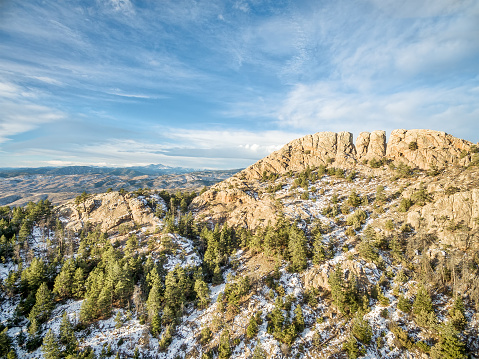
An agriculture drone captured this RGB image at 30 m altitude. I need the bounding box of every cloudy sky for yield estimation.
[1,0,478,169]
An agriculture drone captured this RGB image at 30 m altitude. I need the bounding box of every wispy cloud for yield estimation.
[0,102,65,143]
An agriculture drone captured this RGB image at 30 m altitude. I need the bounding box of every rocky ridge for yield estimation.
[239,129,474,181]
[191,129,477,228]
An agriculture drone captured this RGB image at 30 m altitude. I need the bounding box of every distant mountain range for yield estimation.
[0,164,201,178]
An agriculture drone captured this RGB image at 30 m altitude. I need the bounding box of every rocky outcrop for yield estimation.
[239,131,357,181]
[239,129,473,181]
[191,129,476,230]
[356,130,387,161]
[57,192,160,233]
[407,189,479,251]
[386,129,473,170]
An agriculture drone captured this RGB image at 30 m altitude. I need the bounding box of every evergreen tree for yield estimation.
[413,284,435,328]
[159,324,174,350]
[293,304,305,332]
[79,296,96,324]
[53,259,75,299]
[449,297,467,331]
[312,232,326,265]
[42,329,60,359]
[246,316,258,339]
[21,257,45,292]
[351,315,372,344]
[72,267,85,298]
[146,282,162,321]
[212,264,223,285]
[218,329,231,359]
[97,283,113,318]
[59,311,77,354]
[150,313,162,337]
[343,335,363,359]
[263,226,276,256]
[267,297,284,340]
[164,268,180,314]
[18,222,32,243]
[194,278,210,309]
[0,327,12,357]
[328,264,347,314]
[347,189,362,208]
[252,340,266,359]
[288,226,307,272]
[114,311,123,329]
[29,282,53,325]
[431,322,466,359]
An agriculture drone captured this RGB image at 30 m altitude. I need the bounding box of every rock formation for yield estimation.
[407,188,479,251]
[191,129,476,230]
[386,129,473,170]
[57,191,160,233]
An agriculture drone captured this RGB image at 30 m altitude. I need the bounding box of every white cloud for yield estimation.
[108,0,134,15]
[273,82,479,142]
[368,0,474,18]
[31,76,63,85]
[0,102,65,144]
[233,0,251,13]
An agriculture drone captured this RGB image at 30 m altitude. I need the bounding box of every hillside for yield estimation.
[0,129,478,359]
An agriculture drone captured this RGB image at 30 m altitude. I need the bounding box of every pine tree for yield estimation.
[21,257,45,291]
[159,324,174,350]
[246,316,258,339]
[115,311,123,329]
[413,284,435,328]
[351,315,372,344]
[29,282,53,324]
[133,347,140,359]
[312,232,326,265]
[212,264,223,285]
[431,322,466,359]
[146,282,162,320]
[288,226,307,272]
[72,267,85,298]
[343,335,363,359]
[263,227,276,256]
[42,329,60,359]
[0,327,12,357]
[53,259,75,299]
[97,283,113,318]
[449,297,467,331]
[293,304,305,332]
[59,311,76,347]
[252,340,266,359]
[218,329,231,359]
[347,189,362,208]
[79,295,96,324]
[194,278,210,309]
[328,264,347,314]
[150,312,162,337]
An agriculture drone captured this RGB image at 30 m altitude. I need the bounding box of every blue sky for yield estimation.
[0,0,478,169]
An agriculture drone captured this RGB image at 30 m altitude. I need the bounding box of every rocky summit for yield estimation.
[0,129,478,359]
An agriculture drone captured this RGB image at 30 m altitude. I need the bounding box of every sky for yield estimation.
[0,0,478,169]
